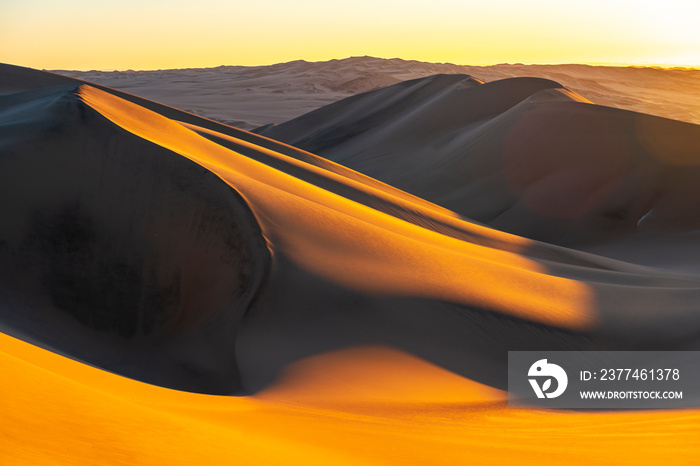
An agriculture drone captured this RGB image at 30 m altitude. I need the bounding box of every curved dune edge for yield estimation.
[1,332,699,465]
[80,84,700,339]
[78,84,596,330]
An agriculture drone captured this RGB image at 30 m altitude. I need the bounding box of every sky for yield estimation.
[2,0,700,70]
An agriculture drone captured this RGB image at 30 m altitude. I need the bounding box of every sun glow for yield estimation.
[1,0,699,70]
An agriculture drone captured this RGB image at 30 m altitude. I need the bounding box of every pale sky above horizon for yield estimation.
[2,0,699,70]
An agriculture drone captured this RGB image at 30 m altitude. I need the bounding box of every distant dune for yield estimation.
[259,73,700,247]
[55,56,700,129]
[2,61,700,463]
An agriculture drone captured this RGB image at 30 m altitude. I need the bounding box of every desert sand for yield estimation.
[1,59,700,464]
[55,56,700,129]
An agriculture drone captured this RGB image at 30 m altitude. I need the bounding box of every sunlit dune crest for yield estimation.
[79,83,597,330]
[2,61,700,463]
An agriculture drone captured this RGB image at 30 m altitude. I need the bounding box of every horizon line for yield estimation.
[38,56,700,73]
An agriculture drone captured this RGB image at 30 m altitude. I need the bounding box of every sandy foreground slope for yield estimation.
[1,63,700,464]
[55,56,700,129]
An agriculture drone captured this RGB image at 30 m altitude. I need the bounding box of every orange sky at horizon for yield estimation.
[2,0,700,71]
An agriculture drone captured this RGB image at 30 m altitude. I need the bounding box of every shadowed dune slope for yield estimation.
[3,65,700,463]
[0,84,270,394]
[259,75,700,245]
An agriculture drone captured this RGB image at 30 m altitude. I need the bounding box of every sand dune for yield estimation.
[2,62,700,463]
[0,83,269,394]
[259,73,700,246]
[54,56,700,129]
